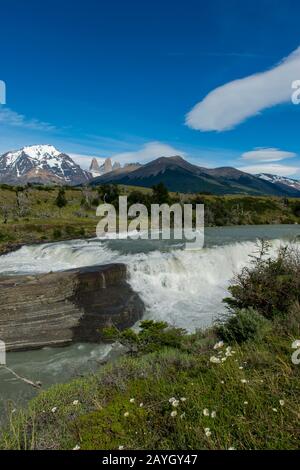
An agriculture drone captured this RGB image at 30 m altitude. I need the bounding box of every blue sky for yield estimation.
[1,0,300,176]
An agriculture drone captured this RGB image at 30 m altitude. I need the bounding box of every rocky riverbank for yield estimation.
[0,264,144,352]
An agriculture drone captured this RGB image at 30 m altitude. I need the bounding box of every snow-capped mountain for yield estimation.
[0,145,92,185]
[256,173,300,192]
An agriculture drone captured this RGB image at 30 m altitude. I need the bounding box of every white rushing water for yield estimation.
[1,225,299,409]
[0,235,293,330]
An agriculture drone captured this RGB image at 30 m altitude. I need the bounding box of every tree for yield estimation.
[80,187,93,209]
[55,188,67,208]
[15,187,29,217]
[151,182,170,204]
[97,184,120,207]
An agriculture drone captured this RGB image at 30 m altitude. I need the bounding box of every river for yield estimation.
[0,224,300,416]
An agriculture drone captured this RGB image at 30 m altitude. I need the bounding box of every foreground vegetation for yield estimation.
[1,244,300,450]
[1,182,300,255]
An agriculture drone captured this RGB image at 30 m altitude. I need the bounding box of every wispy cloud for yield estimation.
[186,46,300,131]
[110,141,186,164]
[239,163,300,177]
[68,142,185,169]
[0,106,56,131]
[69,153,105,169]
[241,148,297,163]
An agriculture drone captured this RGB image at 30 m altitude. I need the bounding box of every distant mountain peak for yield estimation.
[0,145,91,185]
[89,157,120,178]
[256,173,300,191]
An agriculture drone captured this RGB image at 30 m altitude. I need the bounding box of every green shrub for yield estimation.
[215,308,270,344]
[225,243,300,319]
[104,320,186,355]
[53,228,62,239]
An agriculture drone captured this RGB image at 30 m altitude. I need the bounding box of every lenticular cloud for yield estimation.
[186,46,300,131]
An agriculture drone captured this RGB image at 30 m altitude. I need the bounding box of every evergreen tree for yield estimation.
[56,188,67,208]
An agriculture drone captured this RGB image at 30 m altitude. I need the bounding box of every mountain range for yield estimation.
[0,145,299,197]
[91,155,300,197]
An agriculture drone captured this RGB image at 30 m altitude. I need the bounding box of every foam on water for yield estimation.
[0,236,293,330]
[126,239,287,330]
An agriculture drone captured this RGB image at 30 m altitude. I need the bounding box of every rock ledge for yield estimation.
[0,264,144,352]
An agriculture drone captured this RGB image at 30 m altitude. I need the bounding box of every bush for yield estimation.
[215,308,270,344]
[53,228,62,239]
[103,320,186,355]
[224,243,300,319]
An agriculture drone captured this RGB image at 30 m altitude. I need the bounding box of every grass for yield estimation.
[0,185,300,254]
[1,184,300,255]
[1,311,300,450]
[0,186,97,251]
[2,245,300,451]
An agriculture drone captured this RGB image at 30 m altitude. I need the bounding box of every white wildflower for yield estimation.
[72,400,79,406]
[243,401,248,405]
[171,410,177,417]
[228,447,235,450]
[272,408,278,413]
[204,427,212,437]
[240,379,248,384]
[73,445,80,450]
[51,407,57,413]
[139,402,144,407]
[210,356,221,364]
[129,398,135,403]
[279,400,285,407]
[239,366,244,370]
[169,397,176,403]
[221,357,227,362]
[124,412,129,417]
[172,400,180,407]
[180,397,186,402]
[118,445,124,450]
[211,411,216,418]
[292,339,300,349]
[214,341,224,350]
[203,408,210,416]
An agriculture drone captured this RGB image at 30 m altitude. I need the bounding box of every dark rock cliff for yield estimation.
[0,264,144,352]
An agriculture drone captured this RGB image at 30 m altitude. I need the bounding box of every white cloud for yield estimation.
[186,46,300,131]
[69,142,184,169]
[0,106,55,131]
[241,147,297,162]
[110,141,186,164]
[239,163,300,177]
[69,153,105,169]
